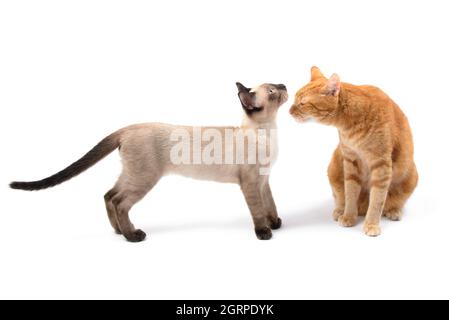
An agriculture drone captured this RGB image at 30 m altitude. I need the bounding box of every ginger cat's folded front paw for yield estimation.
[332,209,344,221]
[363,224,381,237]
[384,209,402,221]
[338,215,358,227]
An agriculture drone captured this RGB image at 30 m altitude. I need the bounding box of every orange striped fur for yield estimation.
[290,67,418,236]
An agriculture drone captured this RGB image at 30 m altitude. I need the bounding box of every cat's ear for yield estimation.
[311,66,326,81]
[323,74,341,96]
[236,82,256,109]
[236,82,250,93]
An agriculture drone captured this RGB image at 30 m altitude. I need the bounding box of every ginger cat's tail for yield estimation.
[9,132,121,191]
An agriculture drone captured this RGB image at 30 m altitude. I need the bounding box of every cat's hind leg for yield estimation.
[109,173,160,242]
[383,165,418,221]
[104,188,121,234]
[111,187,149,242]
[328,147,345,221]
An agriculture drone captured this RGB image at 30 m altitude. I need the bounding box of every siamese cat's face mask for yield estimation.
[236,82,288,122]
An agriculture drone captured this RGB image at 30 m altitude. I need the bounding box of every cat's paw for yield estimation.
[363,224,381,237]
[270,218,282,230]
[384,209,402,221]
[124,229,147,242]
[338,215,358,227]
[332,209,344,221]
[255,227,273,240]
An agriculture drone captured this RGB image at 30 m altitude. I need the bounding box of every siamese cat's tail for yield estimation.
[9,132,121,191]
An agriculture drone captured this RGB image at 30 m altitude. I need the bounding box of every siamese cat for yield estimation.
[10,83,288,242]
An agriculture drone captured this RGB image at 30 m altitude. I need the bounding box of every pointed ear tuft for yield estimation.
[324,74,341,96]
[311,66,326,81]
[236,82,250,92]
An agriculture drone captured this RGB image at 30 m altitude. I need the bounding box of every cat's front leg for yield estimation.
[339,155,362,227]
[364,159,393,237]
[261,181,282,230]
[240,174,272,240]
[328,147,345,221]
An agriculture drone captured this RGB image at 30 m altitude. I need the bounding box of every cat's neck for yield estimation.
[241,116,277,131]
[332,86,369,132]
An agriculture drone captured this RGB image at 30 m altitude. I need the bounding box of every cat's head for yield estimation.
[236,82,288,123]
[290,67,341,124]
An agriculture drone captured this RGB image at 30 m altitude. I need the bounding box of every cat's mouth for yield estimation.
[289,106,310,122]
[279,92,289,106]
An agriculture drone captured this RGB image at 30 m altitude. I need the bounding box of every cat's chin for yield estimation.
[293,116,312,123]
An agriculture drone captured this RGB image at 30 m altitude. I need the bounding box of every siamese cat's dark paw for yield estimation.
[125,229,147,242]
[270,218,282,230]
[255,227,272,240]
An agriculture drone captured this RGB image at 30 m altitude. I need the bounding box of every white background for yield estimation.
[1,0,448,300]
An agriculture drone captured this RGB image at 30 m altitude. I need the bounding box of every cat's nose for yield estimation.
[275,84,287,91]
[289,105,296,115]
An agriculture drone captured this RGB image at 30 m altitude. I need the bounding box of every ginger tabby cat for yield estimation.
[290,67,418,236]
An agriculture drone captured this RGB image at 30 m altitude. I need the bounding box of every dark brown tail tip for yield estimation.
[10,181,32,191]
[10,182,19,189]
